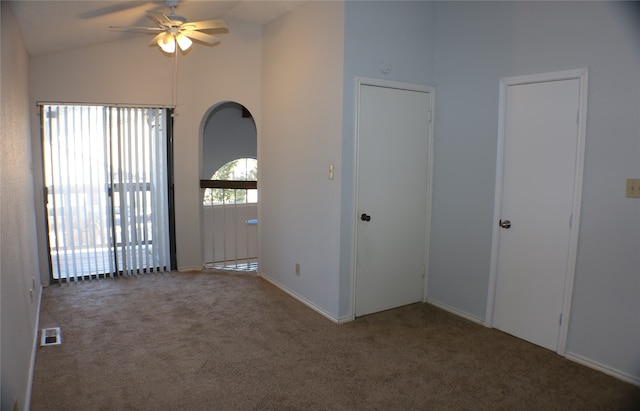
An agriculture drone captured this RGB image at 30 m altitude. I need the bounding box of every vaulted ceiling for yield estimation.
[8,0,305,57]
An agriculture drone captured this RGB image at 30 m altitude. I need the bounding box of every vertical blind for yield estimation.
[42,104,172,281]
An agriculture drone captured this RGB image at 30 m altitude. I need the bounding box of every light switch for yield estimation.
[328,164,334,180]
[626,178,640,198]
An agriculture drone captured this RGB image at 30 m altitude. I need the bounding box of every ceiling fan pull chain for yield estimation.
[172,48,179,114]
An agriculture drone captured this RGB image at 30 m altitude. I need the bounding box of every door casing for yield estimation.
[486,68,589,355]
[351,77,435,319]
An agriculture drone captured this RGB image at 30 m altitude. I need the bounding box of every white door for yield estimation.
[492,70,587,352]
[355,81,433,317]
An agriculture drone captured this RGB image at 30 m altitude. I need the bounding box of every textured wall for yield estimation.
[261,1,345,319]
[1,3,43,410]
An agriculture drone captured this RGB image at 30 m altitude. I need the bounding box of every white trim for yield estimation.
[257,272,341,323]
[424,90,435,303]
[486,68,589,357]
[335,314,354,324]
[351,77,435,320]
[25,285,43,411]
[178,266,205,273]
[485,77,507,328]
[427,298,485,325]
[558,69,588,354]
[347,79,361,322]
[37,101,175,109]
[565,352,640,387]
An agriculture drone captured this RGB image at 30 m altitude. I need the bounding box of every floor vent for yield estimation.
[41,327,61,346]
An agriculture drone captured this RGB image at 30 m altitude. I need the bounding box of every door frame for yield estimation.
[39,104,177,281]
[486,68,589,354]
[350,77,435,320]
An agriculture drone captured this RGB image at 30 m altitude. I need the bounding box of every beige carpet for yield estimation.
[31,271,639,410]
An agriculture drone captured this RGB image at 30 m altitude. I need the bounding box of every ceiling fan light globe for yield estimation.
[158,35,176,53]
[176,34,192,51]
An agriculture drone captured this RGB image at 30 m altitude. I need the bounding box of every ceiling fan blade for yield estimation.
[182,30,221,45]
[183,19,228,31]
[147,10,173,27]
[110,26,165,33]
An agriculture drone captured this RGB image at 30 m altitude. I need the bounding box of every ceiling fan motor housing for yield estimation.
[164,0,186,27]
[167,15,187,27]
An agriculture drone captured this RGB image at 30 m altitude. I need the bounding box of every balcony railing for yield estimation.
[200,180,258,272]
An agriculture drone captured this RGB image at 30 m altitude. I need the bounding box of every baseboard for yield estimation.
[25,285,43,411]
[177,266,204,273]
[336,314,354,324]
[565,352,640,387]
[426,298,485,325]
[257,272,340,324]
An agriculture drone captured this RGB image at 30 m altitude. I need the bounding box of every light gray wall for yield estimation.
[340,0,437,318]
[201,102,257,180]
[1,4,43,410]
[428,1,516,320]
[428,1,640,381]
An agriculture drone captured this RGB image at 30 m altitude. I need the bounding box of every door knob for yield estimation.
[361,213,371,222]
[499,219,511,229]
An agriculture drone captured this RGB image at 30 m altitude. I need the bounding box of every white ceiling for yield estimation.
[8,0,305,57]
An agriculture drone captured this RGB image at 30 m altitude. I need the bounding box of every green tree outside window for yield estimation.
[203,158,257,205]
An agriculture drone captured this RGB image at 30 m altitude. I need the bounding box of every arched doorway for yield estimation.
[200,102,257,271]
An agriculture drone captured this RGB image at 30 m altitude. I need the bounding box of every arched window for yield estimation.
[203,158,257,205]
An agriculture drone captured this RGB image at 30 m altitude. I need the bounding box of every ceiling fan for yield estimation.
[110,0,228,54]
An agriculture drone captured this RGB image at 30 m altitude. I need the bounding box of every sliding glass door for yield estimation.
[41,104,174,281]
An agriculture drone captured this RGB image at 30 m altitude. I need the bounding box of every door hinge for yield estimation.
[428,111,433,123]
[44,186,49,203]
[559,313,563,325]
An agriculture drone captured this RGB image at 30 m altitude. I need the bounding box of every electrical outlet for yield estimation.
[295,263,301,276]
[626,178,640,198]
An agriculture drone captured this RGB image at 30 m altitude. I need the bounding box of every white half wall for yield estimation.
[261,1,345,319]
[202,204,258,264]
